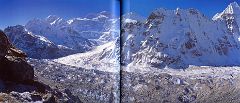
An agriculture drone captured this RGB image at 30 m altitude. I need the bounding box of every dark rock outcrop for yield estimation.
[0,30,34,82]
[0,57,33,82]
[0,30,10,57]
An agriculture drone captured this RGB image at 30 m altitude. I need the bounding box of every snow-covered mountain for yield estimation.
[122,2,240,69]
[25,11,118,42]
[213,2,240,44]
[4,25,77,59]
[4,11,119,59]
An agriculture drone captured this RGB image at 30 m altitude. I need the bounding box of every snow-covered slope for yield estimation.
[122,3,240,69]
[25,15,99,51]
[54,38,120,72]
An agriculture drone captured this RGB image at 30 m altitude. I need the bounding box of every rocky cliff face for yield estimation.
[122,4,240,69]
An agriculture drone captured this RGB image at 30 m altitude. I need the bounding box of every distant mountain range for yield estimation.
[4,11,119,59]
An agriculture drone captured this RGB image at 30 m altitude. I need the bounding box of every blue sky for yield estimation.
[123,0,240,18]
[0,0,120,29]
[1,0,239,29]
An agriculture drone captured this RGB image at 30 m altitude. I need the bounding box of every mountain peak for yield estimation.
[46,15,59,20]
[229,2,239,7]
[213,2,240,20]
[99,11,110,16]
[122,12,145,22]
[224,2,240,14]
[45,15,61,23]
[5,25,26,33]
[85,11,110,19]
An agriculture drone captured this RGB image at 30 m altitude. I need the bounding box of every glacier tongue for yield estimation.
[54,38,120,73]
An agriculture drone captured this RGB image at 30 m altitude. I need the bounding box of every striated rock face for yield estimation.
[121,7,240,69]
[0,30,34,82]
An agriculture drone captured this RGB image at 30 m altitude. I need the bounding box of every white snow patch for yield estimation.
[125,19,137,23]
